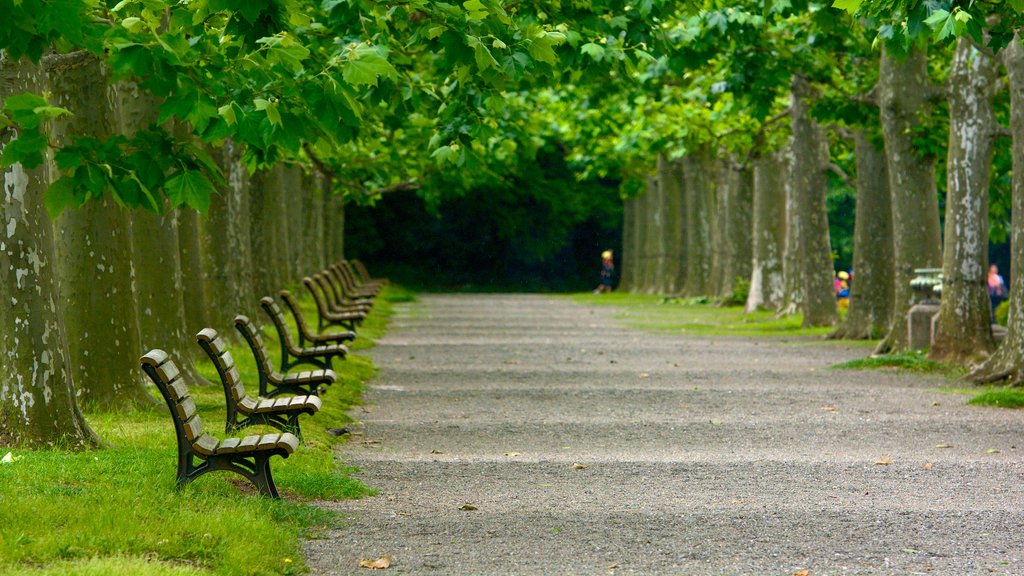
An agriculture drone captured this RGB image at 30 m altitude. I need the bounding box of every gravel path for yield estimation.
[305,294,1024,576]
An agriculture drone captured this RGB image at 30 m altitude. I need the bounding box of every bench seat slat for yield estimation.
[192,433,219,456]
[257,433,282,450]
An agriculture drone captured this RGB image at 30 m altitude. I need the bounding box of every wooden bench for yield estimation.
[334,261,380,298]
[235,312,340,395]
[140,349,298,498]
[324,266,375,307]
[351,259,389,287]
[278,289,356,347]
[303,275,366,331]
[196,328,321,440]
[256,301,352,373]
[337,260,382,295]
[317,271,373,314]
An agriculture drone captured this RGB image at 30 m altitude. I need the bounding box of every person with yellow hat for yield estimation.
[594,250,615,293]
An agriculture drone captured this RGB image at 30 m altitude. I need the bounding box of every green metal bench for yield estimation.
[316,271,372,314]
[235,313,339,396]
[334,261,380,299]
[196,328,321,440]
[140,349,298,498]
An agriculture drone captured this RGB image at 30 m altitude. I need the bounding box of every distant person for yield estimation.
[988,264,1007,319]
[835,270,850,299]
[594,250,614,293]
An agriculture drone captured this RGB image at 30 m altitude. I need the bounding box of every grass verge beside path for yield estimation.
[0,285,414,576]
[572,293,1024,410]
[571,293,843,339]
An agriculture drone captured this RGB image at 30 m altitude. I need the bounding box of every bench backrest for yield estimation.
[351,259,372,283]
[303,275,333,318]
[337,261,361,289]
[235,313,283,374]
[259,297,299,353]
[321,267,347,306]
[196,328,248,407]
[140,349,218,455]
[314,273,344,309]
[279,290,316,340]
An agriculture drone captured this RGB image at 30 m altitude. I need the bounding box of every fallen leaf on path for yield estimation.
[503,359,520,365]
[607,563,619,570]
[874,458,893,466]
[572,463,588,470]
[710,419,722,426]
[504,452,521,457]
[986,448,1001,454]
[792,570,811,576]
[460,503,478,511]
[922,463,933,470]
[819,406,837,412]
[359,556,391,570]
[639,372,650,378]
[430,449,445,454]
[934,443,953,449]
[362,439,382,446]
[932,401,941,406]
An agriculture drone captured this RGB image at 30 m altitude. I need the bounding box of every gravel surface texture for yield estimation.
[304,294,1024,576]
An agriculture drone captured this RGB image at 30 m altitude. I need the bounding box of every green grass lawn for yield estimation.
[571,292,839,339]
[0,285,414,576]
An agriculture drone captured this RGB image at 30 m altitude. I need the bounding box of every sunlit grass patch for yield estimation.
[968,388,1024,409]
[570,292,834,338]
[0,284,407,575]
[830,351,965,378]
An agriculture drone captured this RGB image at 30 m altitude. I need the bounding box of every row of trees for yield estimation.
[612,4,1024,384]
[1,52,343,447]
[7,0,1024,449]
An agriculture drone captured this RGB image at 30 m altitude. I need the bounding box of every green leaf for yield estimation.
[44,177,80,218]
[581,42,605,60]
[924,9,950,27]
[164,169,214,212]
[463,0,488,19]
[341,44,399,87]
[431,144,457,166]
[831,0,862,12]
[0,130,47,169]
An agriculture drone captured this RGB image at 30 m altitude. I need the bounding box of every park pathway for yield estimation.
[305,294,1024,575]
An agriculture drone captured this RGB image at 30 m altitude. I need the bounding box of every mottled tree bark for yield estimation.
[250,166,286,297]
[324,187,345,265]
[112,81,208,384]
[682,151,713,297]
[787,75,837,326]
[831,131,894,339]
[715,162,753,300]
[618,196,637,292]
[876,46,943,353]
[47,52,152,410]
[969,36,1024,383]
[780,143,804,316]
[177,208,209,337]
[930,39,998,363]
[302,170,326,274]
[746,153,787,312]
[201,140,257,329]
[635,177,656,293]
[283,164,303,284]
[657,154,684,294]
[0,55,99,448]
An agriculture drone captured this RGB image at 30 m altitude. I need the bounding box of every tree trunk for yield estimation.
[325,188,345,265]
[875,45,943,353]
[788,75,837,326]
[682,151,713,297]
[250,166,286,297]
[111,81,209,384]
[657,154,684,294]
[302,170,326,274]
[930,39,998,363]
[283,164,302,284]
[0,55,99,448]
[636,177,656,293]
[618,196,636,292]
[831,131,894,339]
[970,36,1024,383]
[780,142,804,316]
[46,52,152,410]
[177,208,209,337]
[716,162,754,300]
[202,139,257,327]
[746,152,788,312]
